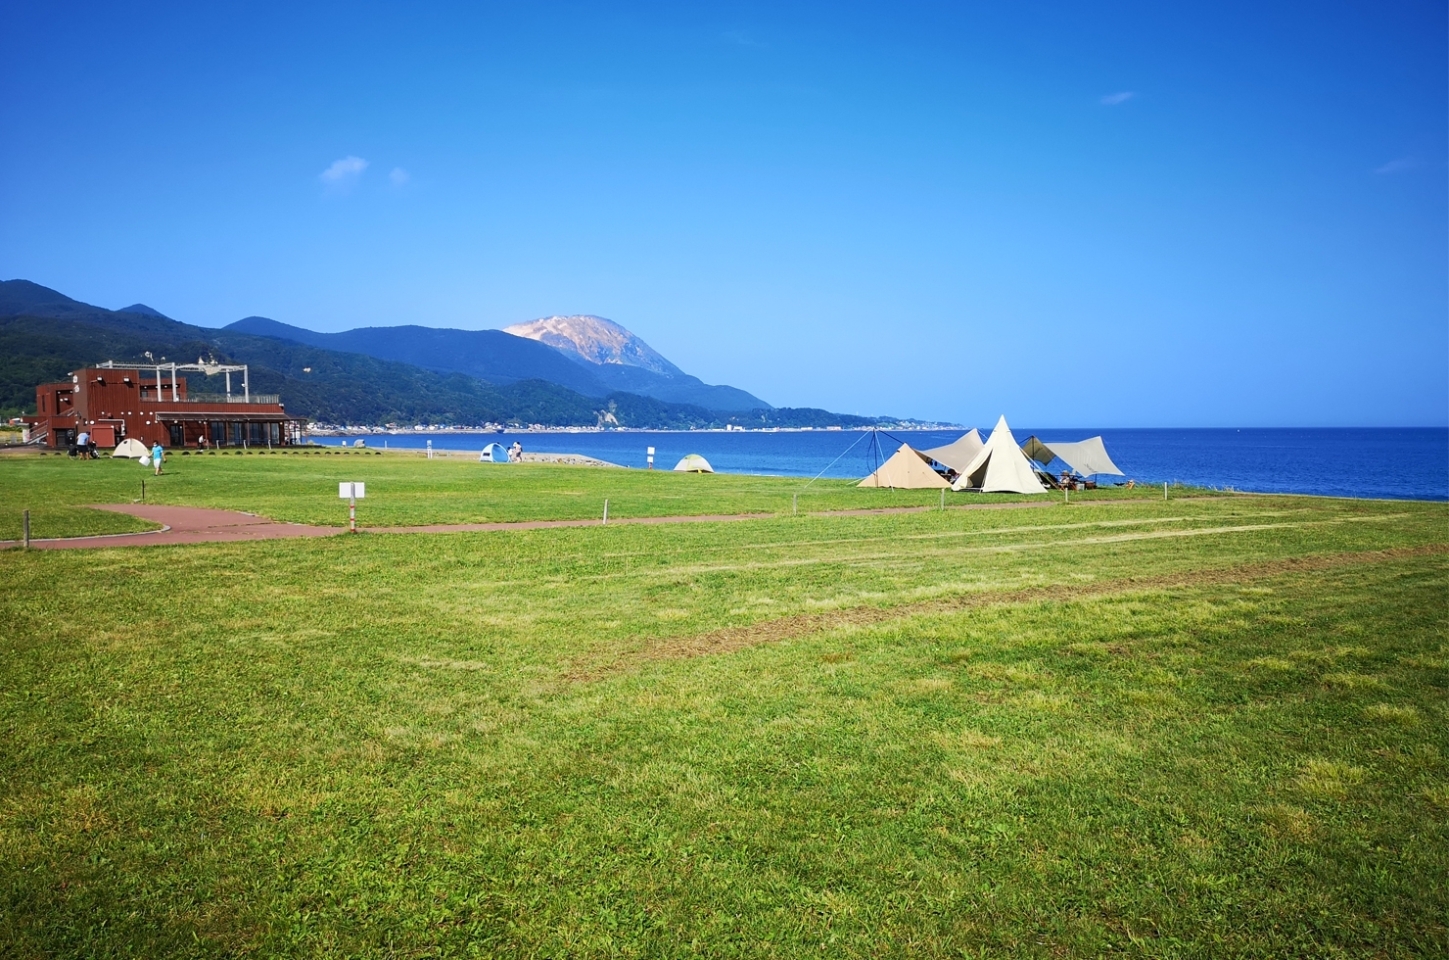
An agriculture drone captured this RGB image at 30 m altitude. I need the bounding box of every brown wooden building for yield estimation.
[25,362,305,450]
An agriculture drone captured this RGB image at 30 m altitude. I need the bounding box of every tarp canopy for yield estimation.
[1043,437,1123,476]
[1019,435,1124,476]
[112,438,148,458]
[1020,436,1056,466]
[858,443,950,489]
[951,416,1047,494]
[921,429,984,473]
[674,453,714,473]
[479,442,508,462]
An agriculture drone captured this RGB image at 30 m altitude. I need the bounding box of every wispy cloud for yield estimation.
[1374,157,1419,175]
[389,167,411,186]
[722,29,765,48]
[320,155,368,191]
[1100,91,1135,106]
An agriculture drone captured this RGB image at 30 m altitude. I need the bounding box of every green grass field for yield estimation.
[1,450,1184,536]
[1,456,1445,957]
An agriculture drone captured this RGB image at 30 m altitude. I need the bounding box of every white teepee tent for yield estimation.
[951,416,1047,493]
[858,443,950,489]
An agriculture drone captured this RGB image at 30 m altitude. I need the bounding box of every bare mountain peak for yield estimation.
[503,314,682,376]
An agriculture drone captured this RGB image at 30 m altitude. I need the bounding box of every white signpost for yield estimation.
[339,481,365,533]
[646,446,655,470]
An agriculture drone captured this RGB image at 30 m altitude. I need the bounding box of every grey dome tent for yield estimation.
[479,442,509,462]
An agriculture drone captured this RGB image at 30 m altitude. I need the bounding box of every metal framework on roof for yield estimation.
[96,359,252,402]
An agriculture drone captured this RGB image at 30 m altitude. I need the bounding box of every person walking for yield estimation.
[151,441,164,475]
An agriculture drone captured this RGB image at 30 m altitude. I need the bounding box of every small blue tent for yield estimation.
[479,442,509,462]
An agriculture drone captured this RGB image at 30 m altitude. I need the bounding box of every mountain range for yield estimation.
[0,279,910,430]
[224,314,768,412]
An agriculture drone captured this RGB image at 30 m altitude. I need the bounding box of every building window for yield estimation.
[229,422,243,446]
[209,421,225,446]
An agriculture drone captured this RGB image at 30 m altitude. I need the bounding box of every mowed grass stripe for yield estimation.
[567,543,1448,679]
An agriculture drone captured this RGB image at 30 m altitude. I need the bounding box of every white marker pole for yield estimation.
[793,493,798,515]
[340,482,365,533]
[647,446,655,470]
[602,499,609,525]
[1164,481,1168,501]
[941,488,946,511]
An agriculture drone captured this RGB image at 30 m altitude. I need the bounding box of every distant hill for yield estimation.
[503,314,769,412]
[230,313,772,413]
[116,303,172,320]
[0,279,902,429]
[225,316,606,397]
[504,315,683,374]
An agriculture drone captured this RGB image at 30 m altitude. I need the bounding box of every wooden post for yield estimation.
[22,510,29,549]
[602,499,609,525]
[141,479,145,501]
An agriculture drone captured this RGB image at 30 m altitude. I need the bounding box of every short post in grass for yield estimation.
[339,482,365,533]
[793,493,798,516]
[141,479,145,501]
[940,488,945,512]
[602,499,609,525]
[1164,481,1168,501]
[22,510,29,549]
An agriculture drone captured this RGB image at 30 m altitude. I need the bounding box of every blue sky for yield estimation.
[2,1,1444,426]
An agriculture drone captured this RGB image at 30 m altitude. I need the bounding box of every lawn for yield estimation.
[1,449,1189,534]
[0,464,1445,957]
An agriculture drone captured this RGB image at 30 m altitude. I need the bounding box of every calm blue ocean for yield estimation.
[315,428,1449,502]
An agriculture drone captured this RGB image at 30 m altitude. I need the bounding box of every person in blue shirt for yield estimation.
[151,441,164,476]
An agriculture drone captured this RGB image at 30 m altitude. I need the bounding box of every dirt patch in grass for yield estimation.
[567,544,1448,680]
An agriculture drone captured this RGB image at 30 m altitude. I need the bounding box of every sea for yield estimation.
[312,427,1449,502]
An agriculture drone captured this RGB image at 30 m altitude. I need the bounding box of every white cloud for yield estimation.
[1100,91,1135,106]
[389,167,410,186]
[320,155,368,190]
[1374,157,1419,175]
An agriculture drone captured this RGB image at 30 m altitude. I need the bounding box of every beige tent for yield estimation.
[112,438,148,459]
[951,416,1047,493]
[921,429,984,473]
[1021,435,1124,477]
[858,443,950,489]
[1041,437,1123,477]
[673,453,714,473]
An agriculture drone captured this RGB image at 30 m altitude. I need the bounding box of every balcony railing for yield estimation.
[146,393,281,405]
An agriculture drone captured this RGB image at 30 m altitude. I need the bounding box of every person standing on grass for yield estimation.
[151,441,164,475]
[76,429,89,459]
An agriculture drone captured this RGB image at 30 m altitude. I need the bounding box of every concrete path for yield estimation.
[2,498,1075,550]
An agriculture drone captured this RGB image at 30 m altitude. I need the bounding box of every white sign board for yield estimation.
[339,482,366,499]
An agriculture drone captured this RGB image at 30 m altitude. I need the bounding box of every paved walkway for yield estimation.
[2,499,1074,550]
